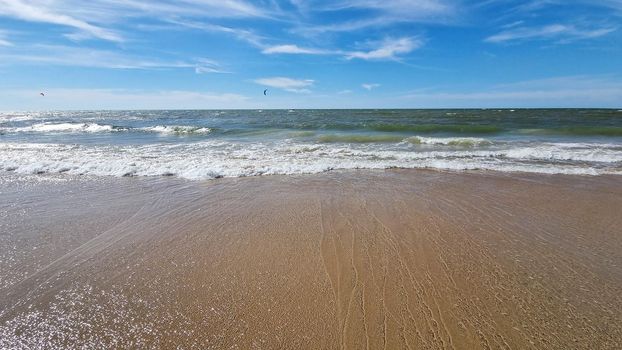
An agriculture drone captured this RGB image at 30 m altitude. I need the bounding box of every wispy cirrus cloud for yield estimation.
[0,0,122,42]
[330,0,451,12]
[480,0,621,47]
[0,44,227,73]
[185,0,270,18]
[596,0,622,13]
[291,0,458,36]
[486,23,616,43]
[493,0,622,15]
[0,0,272,43]
[193,59,231,74]
[254,77,315,93]
[0,30,12,46]
[316,0,457,23]
[163,19,266,48]
[291,17,388,36]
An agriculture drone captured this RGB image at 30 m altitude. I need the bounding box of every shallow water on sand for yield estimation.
[1,170,621,348]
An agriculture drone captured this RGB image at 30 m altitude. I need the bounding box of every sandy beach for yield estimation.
[1,169,621,349]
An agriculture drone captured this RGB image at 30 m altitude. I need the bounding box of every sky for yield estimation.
[0,0,621,109]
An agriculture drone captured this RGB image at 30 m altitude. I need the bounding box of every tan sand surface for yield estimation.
[1,170,621,349]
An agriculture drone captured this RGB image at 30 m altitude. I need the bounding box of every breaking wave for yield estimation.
[405,136,493,147]
[138,126,212,135]
[318,135,404,143]
[1,141,620,180]
[5,122,120,133]
[1,123,212,135]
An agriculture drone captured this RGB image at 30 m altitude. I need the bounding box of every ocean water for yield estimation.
[1,109,621,179]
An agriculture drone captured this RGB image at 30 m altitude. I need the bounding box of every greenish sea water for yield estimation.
[1,109,621,178]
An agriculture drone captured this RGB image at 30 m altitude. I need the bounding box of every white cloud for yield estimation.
[262,44,327,55]
[362,83,380,90]
[347,37,423,60]
[261,37,424,61]
[193,59,231,74]
[254,77,315,93]
[0,0,438,64]
[0,0,272,43]
[486,24,616,43]
[194,66,229,74]
[0,0,122,42]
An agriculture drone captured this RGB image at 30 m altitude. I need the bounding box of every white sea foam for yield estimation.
[139,125,212,135]
[5,122,117,133]
[405,136,492,147]
[1,123,213,135]
[503,143,622,163]
[1,140,620,180]
[0,113,39,123]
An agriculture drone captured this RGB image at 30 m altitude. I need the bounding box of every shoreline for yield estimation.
[1,169,621,348]
[2,164,622,183]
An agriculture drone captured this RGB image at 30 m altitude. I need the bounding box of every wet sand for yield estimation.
[1,170,621,349]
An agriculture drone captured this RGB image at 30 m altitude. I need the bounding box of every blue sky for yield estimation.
[0,0,621,109]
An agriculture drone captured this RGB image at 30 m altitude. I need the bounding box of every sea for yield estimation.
[1,109,621,179]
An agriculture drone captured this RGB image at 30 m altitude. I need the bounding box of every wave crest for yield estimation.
[139,126,212,135]
[1,123,213,135]
[406,136,492,147]
[6,123,119,133]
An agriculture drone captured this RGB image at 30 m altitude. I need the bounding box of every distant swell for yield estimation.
[518,126,622,137]
[369,124,503,134]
